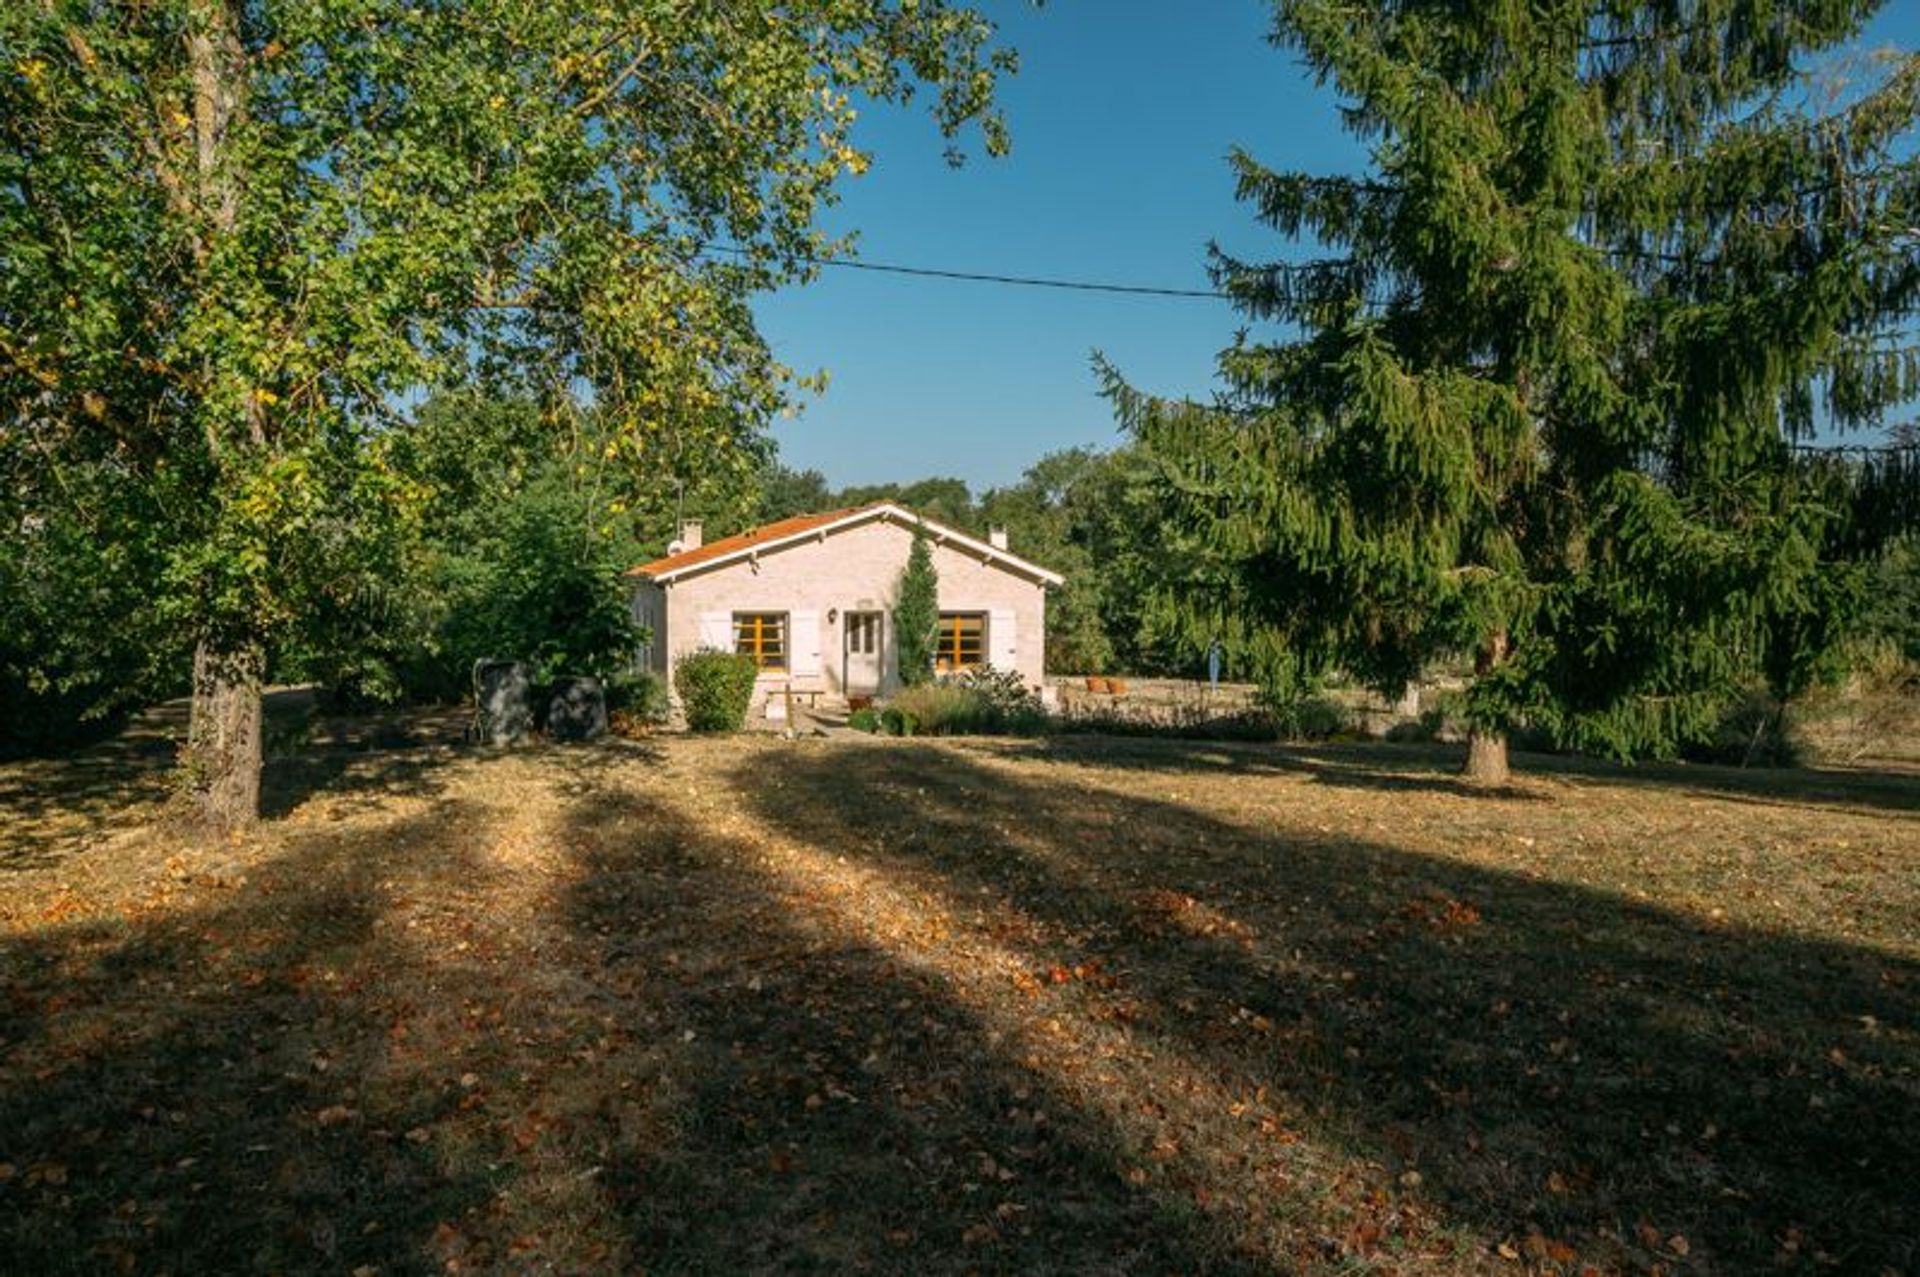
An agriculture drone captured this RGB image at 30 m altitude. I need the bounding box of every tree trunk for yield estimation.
[1464,726,1510,785]
[177,4,265,836]
[1463,626,1512,785]
[186,639,264,834]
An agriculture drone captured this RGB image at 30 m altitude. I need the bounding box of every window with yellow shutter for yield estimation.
[733,612,787,670]
[935,613,985,671]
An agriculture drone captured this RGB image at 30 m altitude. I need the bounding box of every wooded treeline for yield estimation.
[5,1,1920,811]
[1,396,1205,763]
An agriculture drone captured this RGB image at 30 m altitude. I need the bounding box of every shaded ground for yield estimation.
[0,690,473,870]
[1,731,1915,1275]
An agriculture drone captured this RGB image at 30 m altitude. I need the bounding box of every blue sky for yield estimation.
[761,1,1919,493]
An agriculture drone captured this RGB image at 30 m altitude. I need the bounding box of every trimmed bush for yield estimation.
[881,706,919,736]
[674,650,759,732]
[847,707,882,733]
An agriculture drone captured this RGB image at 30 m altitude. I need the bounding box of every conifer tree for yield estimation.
[1112,0,1920,781]
[894,528,941,687]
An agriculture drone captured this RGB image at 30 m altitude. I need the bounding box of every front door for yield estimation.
[843,611,883,696]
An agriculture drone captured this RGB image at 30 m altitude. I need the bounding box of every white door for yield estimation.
[843,611,883,695]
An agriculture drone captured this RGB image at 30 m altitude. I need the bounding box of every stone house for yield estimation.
[626,503,1063,712]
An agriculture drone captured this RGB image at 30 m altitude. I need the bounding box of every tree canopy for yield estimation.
[2,0,1019,826]
[1111,0,1920,780]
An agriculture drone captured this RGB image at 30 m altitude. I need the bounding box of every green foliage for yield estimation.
[978,445,1182,675]
[605,671,670,725]
[1,0,1018,812]
[0,490,183,755]
[893,529,941,687]
[1865,537,1920,662]
[840,477,980,531]
[755,464,836,524]
[1111,1,1920,766]
[952,665,1049,732]
[847,706,883,734]
[880,705,919,737]
[276,400,645,705]
[674,651,759,733]
[1255,690,1351,742]
[885,667,1047,736]
[434,474,641,688]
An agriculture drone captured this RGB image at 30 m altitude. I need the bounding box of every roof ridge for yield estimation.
[626,500,1062,584]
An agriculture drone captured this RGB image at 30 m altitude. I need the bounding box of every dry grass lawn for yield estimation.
[1,727,1916,1275]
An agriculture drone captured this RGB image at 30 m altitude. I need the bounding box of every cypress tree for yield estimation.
[894,527,941,687]
[1112,0,1920,781]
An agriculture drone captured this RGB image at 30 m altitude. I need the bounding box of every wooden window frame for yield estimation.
[935,612,986,672]
[733,611,788,671]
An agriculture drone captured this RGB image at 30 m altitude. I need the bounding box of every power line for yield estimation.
[697,242,1230,300]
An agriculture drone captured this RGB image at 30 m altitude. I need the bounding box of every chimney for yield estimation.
[988,524,1009,552]
[678,519,703,551]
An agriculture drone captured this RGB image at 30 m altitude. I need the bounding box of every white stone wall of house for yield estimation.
[636,514,1048,715]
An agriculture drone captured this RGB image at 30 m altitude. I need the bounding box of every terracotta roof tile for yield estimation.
[626,503,884,579]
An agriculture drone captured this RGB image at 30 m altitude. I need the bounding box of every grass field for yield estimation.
[2,727,1916,1275]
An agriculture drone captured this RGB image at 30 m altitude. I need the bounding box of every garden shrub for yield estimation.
[890,683,990,735]
[953,665,1048,731]
[606,670,670,723]
[848,707,882,733]
[883,667,1048,736]
[1264,692,1351,741]
[881,705,919,736]
[606,670,671,737]
[674,650,758,732]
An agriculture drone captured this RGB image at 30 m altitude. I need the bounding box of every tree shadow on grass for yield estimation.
[259,729,661,820]
[732,742,1920,1275]
[1002,733,1920,815]
[5,736,1912,1274]
[0,703,184,873]
[5,742,1258,1275]
[259,745,463,820]
[549,778,1275,1275]
[0,799,505,1275]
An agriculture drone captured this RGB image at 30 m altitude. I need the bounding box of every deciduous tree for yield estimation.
[2,1,1017,828]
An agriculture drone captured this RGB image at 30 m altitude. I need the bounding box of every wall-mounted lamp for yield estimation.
[827,607,839,623]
